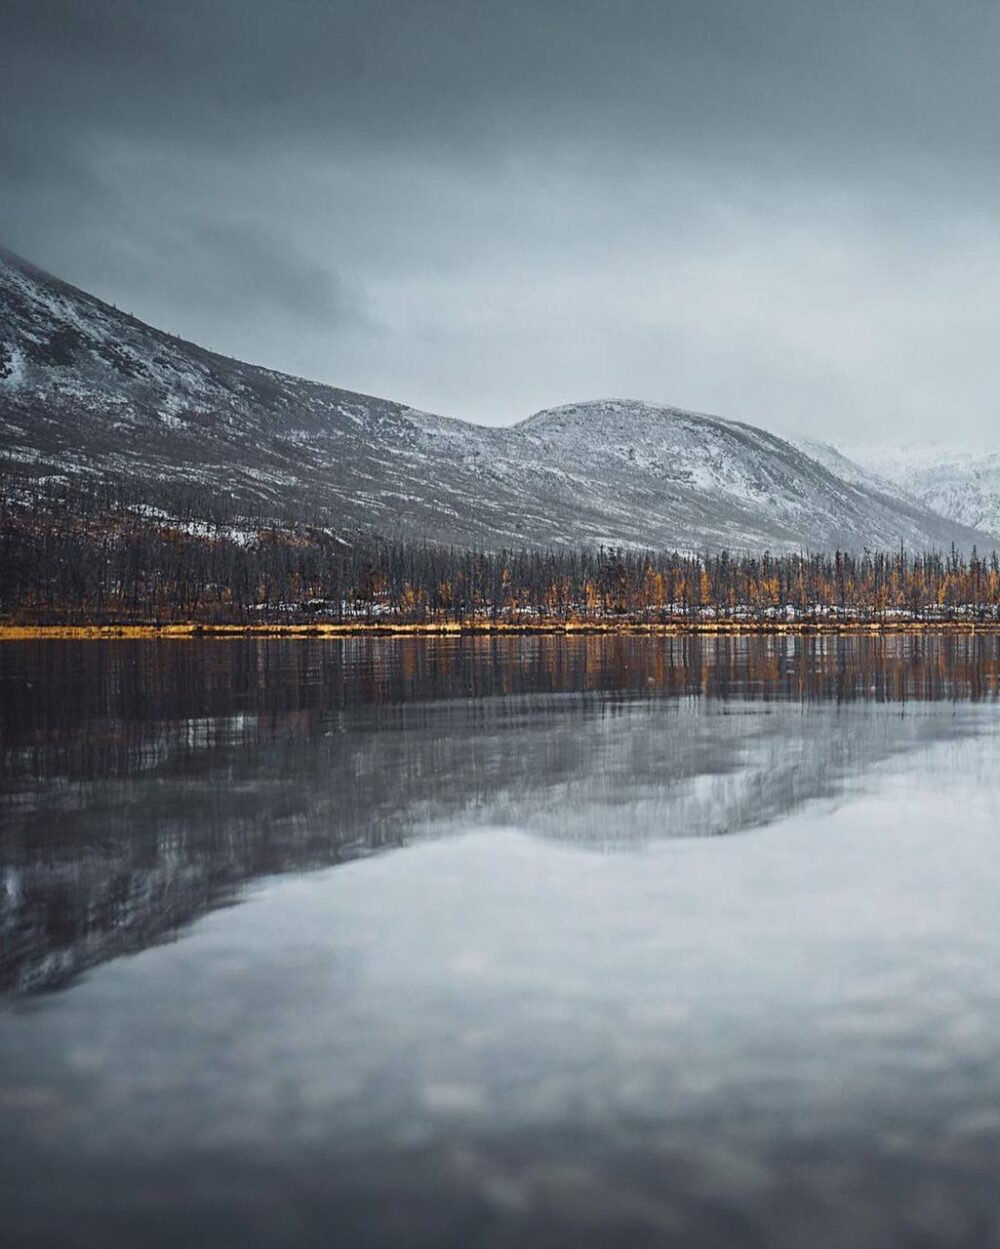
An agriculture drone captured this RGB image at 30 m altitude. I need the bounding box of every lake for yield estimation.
[2,635,1000,1247]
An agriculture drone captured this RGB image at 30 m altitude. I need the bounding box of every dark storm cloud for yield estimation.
[6,1,1000,168]
[128,221,358,323]
[2,1,999,440]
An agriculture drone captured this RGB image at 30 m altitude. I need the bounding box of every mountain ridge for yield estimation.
[847,443,1000,542]
[1,246,992,554]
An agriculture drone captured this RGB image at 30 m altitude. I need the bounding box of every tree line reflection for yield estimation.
[1,634,998,996]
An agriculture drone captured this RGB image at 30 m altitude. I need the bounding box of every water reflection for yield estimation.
[1,635,998,995]
[3,636,1000,1247]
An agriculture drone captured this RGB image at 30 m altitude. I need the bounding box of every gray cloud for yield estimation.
[2,1,999,441]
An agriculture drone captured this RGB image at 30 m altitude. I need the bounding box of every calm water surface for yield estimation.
[2,635,1000,1247]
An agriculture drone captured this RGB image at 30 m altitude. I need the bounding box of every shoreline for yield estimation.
[3,619,1000,641]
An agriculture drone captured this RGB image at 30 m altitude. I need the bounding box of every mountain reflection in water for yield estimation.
[2,634,997,995]
[3,635,1000,1248]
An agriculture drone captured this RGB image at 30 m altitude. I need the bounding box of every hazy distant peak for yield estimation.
[789,436,912,499]
[848,442,1000,541]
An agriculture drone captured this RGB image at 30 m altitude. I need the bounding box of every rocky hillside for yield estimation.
[848,444,1000,543]
[1,246,991,553]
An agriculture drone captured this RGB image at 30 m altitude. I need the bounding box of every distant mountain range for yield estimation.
[847,444,1000,543]
[1,246,994,553]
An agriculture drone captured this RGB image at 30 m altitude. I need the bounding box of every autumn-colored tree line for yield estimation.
[2,484,1000,624]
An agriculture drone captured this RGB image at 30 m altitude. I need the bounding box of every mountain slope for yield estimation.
[790,436,914,503]
[0,245,467,534]
[508,400,991,553]
[0,246,991,553]
[848,444,1000,543]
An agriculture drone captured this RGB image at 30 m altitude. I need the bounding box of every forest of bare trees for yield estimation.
[3,476,1000,625]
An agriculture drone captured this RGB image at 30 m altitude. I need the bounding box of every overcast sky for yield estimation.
[2,0,998,442]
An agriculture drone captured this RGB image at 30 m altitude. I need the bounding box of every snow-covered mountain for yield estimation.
[790,436,913,503]
[847,444,1000,543]
[0,245,991,553]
